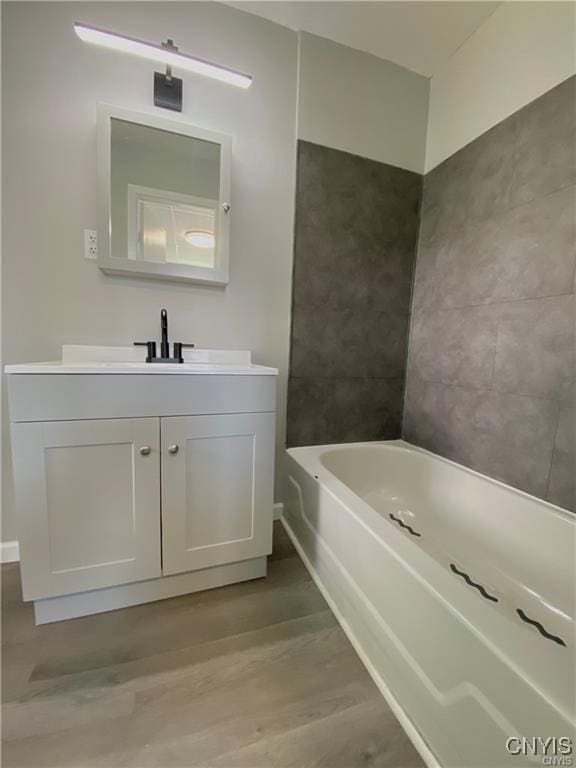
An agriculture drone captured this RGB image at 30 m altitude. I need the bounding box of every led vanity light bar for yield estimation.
[74,22,253,89]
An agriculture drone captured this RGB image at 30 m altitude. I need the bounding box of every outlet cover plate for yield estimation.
[84,229,97,260]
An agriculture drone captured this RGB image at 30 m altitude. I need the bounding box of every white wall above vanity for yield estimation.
[6,345,277,624]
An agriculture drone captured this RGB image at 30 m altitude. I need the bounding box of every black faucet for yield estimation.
[160,309,169,359]
[134,309,194,363]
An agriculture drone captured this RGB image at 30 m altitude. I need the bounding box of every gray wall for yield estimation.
[404,76,575,511]
[287,141,421,446]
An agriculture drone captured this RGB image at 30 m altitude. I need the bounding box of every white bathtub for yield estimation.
[283,440,575,768]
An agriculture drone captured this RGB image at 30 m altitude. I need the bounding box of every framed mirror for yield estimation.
[97,105,232,285]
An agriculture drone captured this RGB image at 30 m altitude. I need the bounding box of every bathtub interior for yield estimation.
[318,442,576,638]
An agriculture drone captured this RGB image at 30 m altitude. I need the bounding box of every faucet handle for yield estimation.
[134,341,157,362]
[173,342,195,364]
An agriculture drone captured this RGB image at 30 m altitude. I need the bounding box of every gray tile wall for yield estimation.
[287,141,421,446]
[404,76,576,511]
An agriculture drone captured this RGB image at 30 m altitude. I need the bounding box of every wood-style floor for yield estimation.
[1,522,424,768]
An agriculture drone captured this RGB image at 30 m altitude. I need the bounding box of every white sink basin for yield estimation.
[5,345,278,376]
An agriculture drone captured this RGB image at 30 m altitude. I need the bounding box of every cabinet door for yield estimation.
[161,413,275,575]
[12,418,161,601]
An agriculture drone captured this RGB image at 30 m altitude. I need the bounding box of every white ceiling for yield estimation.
[225,1,501,76]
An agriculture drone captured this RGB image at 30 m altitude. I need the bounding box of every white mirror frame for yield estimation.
[97,104,232,286]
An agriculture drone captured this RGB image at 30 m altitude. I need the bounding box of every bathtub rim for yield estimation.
[287,438,575,522]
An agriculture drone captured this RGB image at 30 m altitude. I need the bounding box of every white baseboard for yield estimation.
[273,502,284,521]
[1,540,20,564]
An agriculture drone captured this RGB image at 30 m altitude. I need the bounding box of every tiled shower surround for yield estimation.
[404,76,575,511]
[288,76,575,512]
[287,141,421,446]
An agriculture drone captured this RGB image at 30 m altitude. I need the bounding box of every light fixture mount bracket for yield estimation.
[154,38,182,112]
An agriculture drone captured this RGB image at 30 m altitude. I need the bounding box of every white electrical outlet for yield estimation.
[83,229,98,260]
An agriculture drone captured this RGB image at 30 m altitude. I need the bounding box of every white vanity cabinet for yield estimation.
[11,417,162,600]
[6,350,277,624]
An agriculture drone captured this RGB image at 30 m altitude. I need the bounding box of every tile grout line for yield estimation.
[410,290,575,316]
[288,374,569,405]
[421,179,575,250]
[487,320,500,392]
[544,404,562,503]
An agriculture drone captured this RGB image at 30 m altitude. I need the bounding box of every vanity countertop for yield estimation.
[5,346,279,376]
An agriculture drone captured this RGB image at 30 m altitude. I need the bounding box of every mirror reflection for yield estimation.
[110,119,221,268]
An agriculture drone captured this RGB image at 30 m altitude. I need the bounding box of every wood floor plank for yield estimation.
[8,611,338,705]
[2,624,361,764]
[1,522,425,768]
[206,699,424,768]
[2,689,135,742]
[29,578,328,681]
[82,681,383,768]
